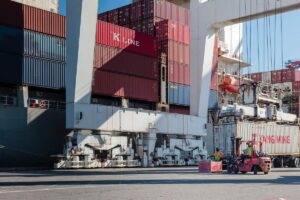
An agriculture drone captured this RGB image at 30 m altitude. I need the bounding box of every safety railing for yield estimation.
[28,98,65,110]
[0,96,17,106]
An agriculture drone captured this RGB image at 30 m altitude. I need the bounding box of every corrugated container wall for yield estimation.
[94,44,158,79]
[250,72,262,82]
[22,56,65,89]
[98,0,190,36]
[155,20,190,44]
[168,61,189,85]
[157,39,189,65]
[271,70,282,84]
[96,20,157,57]
[92,71,159,102]
[0,1,66,37]
[168,82,190,106]
[213,124,236,156]
[292,81,300,94]
[0,25,66,62]
[0,52,65,89]
[237,122,300,156]
[271,68,300,84]
[156,19,190,86]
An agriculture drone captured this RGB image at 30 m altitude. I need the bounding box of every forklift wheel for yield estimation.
[253,166,258,175]
[241,171,247,174]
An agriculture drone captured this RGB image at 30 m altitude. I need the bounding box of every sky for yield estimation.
[59,0,132,14]
[243,9,300,74]
[59,0,300,74]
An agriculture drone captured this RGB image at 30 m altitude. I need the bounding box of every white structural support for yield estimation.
[67,104,204,135]
[66,0,98,128]
[190,0,300,118]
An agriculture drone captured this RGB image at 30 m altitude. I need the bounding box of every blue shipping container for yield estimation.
[0,52,65,89]
[23,56,65,89]
[0,25,66,62]
[168,82,190,106]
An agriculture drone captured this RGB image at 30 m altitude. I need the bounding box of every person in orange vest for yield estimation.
[214,148,223,161]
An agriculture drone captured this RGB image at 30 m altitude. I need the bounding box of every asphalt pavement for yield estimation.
[0,167,299,200]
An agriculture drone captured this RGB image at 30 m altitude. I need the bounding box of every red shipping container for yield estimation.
[130,1,143,22]
[251,72,263,82]
[291,105,300,117]
[159,40,189,64]
[96,21,157,57]
[271,71,281,83]
[155,20,190,45]
[98,12,108,22]
[154,0,189,25]
[292,81,300,94]
[118,5,130,25]
[169,105,190,115]
[167,61,189,85]
[99,0,190,35]
[108,9,119,24]
[94,44,158,80]
[0,0,66,38]
[93,71,159,102]
[280,68,300,82]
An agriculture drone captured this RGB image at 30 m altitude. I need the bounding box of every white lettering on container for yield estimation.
[113,32,140,47]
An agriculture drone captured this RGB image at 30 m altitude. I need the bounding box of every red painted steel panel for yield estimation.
[94,44,158,80]
[169,105,190,115]
[93,70,159,102]
[96,20,157,57]
[0,1,66,38]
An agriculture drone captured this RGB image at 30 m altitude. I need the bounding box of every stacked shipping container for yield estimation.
[0,0,66,89]
[98,0,190,36]
[156,19,190,107]
[93,21,159,102]
[249,67,300,117]
[99,0,191,111]
[0,0,192,112]
[0,1,160,103]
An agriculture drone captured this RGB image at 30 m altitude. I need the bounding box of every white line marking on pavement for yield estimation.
[0,185,112,195]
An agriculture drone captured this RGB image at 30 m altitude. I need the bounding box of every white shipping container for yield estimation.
[213,124,235,156]
[212,122,300,156]
[237,122,300,155]
[262,72,272,84]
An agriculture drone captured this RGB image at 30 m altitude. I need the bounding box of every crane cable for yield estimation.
[256,0,261,75]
